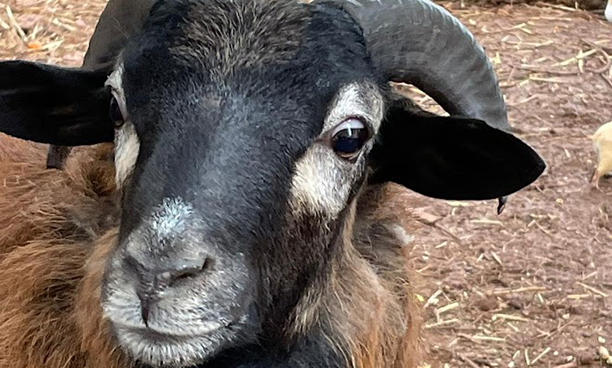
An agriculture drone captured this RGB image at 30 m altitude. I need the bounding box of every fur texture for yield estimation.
[0,135,125,368]
[0,133,424,368]
[0,1,544,366]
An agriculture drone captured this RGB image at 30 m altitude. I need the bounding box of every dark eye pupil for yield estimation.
[109,97,123,127]
[331,127,369,159]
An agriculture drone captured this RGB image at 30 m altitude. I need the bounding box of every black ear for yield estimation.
[369,104,546,200]
[0,60,114,146]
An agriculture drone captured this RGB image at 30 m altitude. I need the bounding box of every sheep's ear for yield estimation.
[0,60,114,146]
[368,106,546,200]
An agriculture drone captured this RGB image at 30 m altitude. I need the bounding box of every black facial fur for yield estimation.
[111,0,380,365]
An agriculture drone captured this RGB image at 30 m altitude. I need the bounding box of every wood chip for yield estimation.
[567,293,592,299]
[491,251,503,266]
[576,282,608,297]
[471,219,504,225]
[424,319,459,329]
[492,313,531,322]
[436,302,459,315]
[5,5,27,42]
[472,335,506,342]
[525,349,531,366]
[492,286,547,295]
[458,354,482,368]
[424,289,443,309]
[51,18,77,32]
[445,201,471,207]
[531,347,552,365]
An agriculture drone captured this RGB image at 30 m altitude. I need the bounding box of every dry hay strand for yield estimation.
[442,0,606,11]
[0,0,107,66]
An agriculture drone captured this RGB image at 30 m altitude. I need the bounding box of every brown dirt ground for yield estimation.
[458,0,607,12]
[1,1,611,368]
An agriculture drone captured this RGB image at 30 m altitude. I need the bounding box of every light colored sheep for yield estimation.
[591,121,612,188]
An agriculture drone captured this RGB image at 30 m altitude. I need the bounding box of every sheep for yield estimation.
[590,121,612,189]
[0,134,427,368]
[0,0,546,367]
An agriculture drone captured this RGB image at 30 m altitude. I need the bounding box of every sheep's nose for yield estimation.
[127,256,212,325]
[157,258,212,286]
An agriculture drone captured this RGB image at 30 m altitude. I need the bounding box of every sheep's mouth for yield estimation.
[113,320,244,367]
[114,320,230,339]
[105,295,256,366]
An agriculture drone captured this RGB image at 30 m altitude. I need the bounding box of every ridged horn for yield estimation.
[332,0,511,210]
[332,0,510,132]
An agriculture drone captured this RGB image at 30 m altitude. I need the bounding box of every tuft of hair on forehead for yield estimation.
[119,0,373,121]
[144,0,312,78]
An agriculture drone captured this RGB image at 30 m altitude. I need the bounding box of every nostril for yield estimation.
[134,258,212,326]
[159,257,213,287]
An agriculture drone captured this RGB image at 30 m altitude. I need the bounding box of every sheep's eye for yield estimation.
[330,118,370,160]
[109,96,124,128]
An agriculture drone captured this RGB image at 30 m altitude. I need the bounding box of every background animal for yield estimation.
[0,0,545,367]
[590,120,612,188]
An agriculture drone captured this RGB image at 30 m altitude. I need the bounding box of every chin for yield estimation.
[112,313,257,368]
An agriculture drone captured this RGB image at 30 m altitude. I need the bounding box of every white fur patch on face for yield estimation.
[106,63,140,188]
[290,82,384,217]
[149,197,194,241]
[291,144,355,216]
[114,122,140,188]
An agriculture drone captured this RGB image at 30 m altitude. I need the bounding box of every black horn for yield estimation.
[334,0,509,132]
[334,0,512,212]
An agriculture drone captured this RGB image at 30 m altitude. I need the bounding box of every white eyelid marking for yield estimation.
[329,118,366,138]
[105,63,129,120]
[323,82,384,136]
[105,62,124,93]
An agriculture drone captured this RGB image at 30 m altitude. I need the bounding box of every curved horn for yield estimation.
[82,0,156,72]
[334,0,511,211]
[334,0,509,132]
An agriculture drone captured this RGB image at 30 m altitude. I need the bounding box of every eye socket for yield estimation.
[109,95,125,128]
[329,118,371,161]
